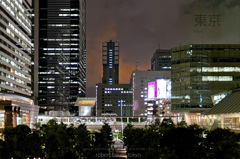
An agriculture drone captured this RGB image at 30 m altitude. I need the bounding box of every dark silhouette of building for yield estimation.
[102,40,119,84]
[151,49,171,71]
[96,84,132,116]
[34,0,86,113]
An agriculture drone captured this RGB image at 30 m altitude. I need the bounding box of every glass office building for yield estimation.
[34,0,86,113]
[0,0,32,96]
[171,44,240,113]
[0,0,39,129]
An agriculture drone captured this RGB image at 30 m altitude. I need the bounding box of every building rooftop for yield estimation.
[206,88,240,115]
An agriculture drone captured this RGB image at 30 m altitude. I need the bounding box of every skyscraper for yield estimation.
[0,0,39,128]
[102,40,119,85]
[151,49,171,71]
[0,0,33,97]
[34,0,86,113]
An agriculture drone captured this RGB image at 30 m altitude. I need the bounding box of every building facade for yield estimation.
[171,44,240,114]
[34,0,86,113]
[151,49,171,71]
[96,84,132,116]
[0,0,39,129]
[74,97,96,116]
[102,40,119,85]
[131,70,171,116]
[147,79,172,119]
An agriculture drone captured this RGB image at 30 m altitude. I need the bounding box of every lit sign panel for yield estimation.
[156,79,171,99]
[157,79,166,98]
[166,81,171,98]
[211,92,228,105]
[79,106,92,116]
[75,98,96,106]
[148,81,157,99]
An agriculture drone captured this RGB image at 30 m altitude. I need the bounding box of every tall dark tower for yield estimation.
[102,40,119,84]
[151,49,171,71]
[34,0,86,113]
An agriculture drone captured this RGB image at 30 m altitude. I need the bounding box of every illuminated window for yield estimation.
[202,76,233,81]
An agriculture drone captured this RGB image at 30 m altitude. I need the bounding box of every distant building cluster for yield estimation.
[0,0,240,132]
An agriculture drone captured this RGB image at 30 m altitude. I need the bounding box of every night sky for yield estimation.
[86,0,240,96]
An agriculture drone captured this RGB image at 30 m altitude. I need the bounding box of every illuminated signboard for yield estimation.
[156,79,171,99]
[157,79,166,98]
[79,106,92,116]
[75,98,96,106]
[211,92,229,105]
[166,81,171,98]
[148,81,157,99]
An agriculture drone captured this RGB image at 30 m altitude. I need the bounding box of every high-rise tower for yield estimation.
[0,0,39,129]
[102,40,119,85]
[34,0,86,113]
[151,49,171,71]
[0,0,33,97]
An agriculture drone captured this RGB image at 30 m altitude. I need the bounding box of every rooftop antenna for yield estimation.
[99,75,102,83]
[158,43,161,50]
[135,60,138,70]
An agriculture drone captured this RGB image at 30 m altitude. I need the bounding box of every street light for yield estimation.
[119,99,124,139]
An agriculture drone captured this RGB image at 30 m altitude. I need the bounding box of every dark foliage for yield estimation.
[0,120,113,159]
[123,119,240,159]
[1,119,240,159]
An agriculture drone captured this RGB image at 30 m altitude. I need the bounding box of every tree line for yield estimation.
[0,118,240,159]
[0,120,113,159]
[123,119,240,159]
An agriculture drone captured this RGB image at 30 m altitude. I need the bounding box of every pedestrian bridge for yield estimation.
[37,115,151,130]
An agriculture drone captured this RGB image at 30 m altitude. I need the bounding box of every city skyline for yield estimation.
[86,0,240,96]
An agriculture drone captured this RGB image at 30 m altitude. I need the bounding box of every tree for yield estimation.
[123,123,134,146]
[94,123,113,153]
[176,120,188,128]
[0,139,4,159]
[1,125,34,159]
[123,124,147,158]
[203,128,240,159]
[143,125,162,159]
[40,119,76,159]
[74,124,93,158]
[161,126,205,159]
[28,129,44,158]
[160,118,175,129]
[90,122,114,158]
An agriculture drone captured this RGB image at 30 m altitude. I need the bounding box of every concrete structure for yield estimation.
[131,70,171,116]
[102,40,119,85]
[147,99,171,119]
[171,44,240,119]
[151,49,171,71]
[37,115,149,130]
[74,97,96,116]
[185,88,240,131]
[0,94,39,131]
[96,84,132,116]
[0,0,39,130]
[34,0,86,113]
[0,0,33,97]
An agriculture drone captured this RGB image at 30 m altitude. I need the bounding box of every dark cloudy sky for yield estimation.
[86,0,240,96]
